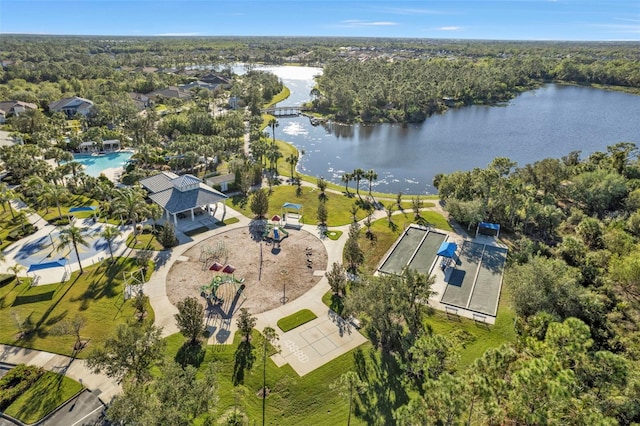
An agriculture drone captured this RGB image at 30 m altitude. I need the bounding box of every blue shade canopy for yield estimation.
[437,242,457,258]
[27,258,68,272]
[282,202,302,210]
[479,222,500,231]
[69,206,97,212]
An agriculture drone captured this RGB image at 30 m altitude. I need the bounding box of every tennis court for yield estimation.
[440,241,506,317]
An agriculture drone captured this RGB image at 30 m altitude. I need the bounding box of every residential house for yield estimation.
[145,86,193,103]
[128,93,150,111]
[198,74,232,90]
[0,100,38,123]
[48,96,95,118]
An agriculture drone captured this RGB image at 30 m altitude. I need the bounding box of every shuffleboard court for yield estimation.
[379,227,427,275]
[468,246,507,316]
[440,241,484,309]
[407,231,446,275]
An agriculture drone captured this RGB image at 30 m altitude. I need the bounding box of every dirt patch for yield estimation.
[166,226,328,317]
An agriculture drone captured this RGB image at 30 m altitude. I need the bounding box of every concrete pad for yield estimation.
[300,327,325,344]
[312,337,337,356]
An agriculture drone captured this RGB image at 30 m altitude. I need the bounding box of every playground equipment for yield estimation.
[199,241,229,269]
[262,223,289,243]
[200,273,245,303]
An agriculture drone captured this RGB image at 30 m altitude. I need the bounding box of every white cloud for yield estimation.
[338,20,398,27]
[437,26,462,31]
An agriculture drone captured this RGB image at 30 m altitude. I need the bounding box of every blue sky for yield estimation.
[1,0,638,41]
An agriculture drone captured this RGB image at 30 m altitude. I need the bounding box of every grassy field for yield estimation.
[0,207,22,251]
[277,309,317,332]
[229,185,370,227]
[36,194,100,222]
[163,330,417,425]
[4,371,83,424]
[0,258,154,357]
[423,289,516,369]
[126,233,164,251]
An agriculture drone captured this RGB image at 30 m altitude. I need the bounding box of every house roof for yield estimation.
[206,173,235,185]
[140,171,227,214]
[199,74,231,85]
[149,183,228,214]
[0,100,38,114]
[48,96,94,111]
[145,86,193,100]
[139,171,180,193]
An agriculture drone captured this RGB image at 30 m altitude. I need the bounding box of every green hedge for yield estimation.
[0,364,45,410]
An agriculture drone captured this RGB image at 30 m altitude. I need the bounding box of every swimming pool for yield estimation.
[72,152,133,177]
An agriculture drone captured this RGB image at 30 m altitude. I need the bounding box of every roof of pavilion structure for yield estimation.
[139,171,228,215]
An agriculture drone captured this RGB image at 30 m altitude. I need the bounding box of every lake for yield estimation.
[256,66,640,195]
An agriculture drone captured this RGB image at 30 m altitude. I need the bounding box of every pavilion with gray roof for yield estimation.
[139,171,228,225]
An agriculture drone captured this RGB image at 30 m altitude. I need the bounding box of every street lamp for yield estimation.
[280,268,288,304]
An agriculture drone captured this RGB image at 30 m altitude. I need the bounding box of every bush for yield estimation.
[158,222,178,248]
[0,364,44,410]
[50,215,74,226]
[7,224,37,241]
[142,224,154,234]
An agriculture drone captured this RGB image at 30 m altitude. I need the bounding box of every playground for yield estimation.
[165,226,328,315]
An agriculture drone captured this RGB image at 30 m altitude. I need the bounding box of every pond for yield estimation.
[260,66,640,195]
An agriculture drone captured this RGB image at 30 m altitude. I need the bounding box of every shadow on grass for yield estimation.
[232,340,256,386]
[353,346,409,425]
[175,341,205,368]
[11,372,67,425]
[12,291,55,306]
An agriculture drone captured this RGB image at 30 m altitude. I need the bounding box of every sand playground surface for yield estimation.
[166,225,328,317]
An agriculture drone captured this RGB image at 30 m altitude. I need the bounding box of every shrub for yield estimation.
[158,222,178,248]
[0,364,45,410]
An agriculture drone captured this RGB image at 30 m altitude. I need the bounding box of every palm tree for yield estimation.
[112,188,149,245]
[8,264,25,282]
[365,169,378,196]
[42,183,69,218]
[341,172,352,194]
[285,153,298,182]
[0,183,16,220]
[100,226,122,262]
[352,168,365,197]
[57,225,90,274]
[22,175,46,206]
[268,118,279,145]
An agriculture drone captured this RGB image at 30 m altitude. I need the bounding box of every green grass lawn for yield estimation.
[36,194,99,223]
[277,309,318,332]
[423,287,517,369]
[126,233,164,251]
[164,331,412,425]
[325,230,342,241]
[229,185,369,227]
[4,371,83,424]
[0,258,155,357]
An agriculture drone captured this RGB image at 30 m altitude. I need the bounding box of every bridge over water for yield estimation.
[262,105,311,117]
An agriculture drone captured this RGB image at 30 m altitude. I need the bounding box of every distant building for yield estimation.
[0,100,38,123]
[48,96,95,118]
[145,86,193,102]
[128,93,150,111]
